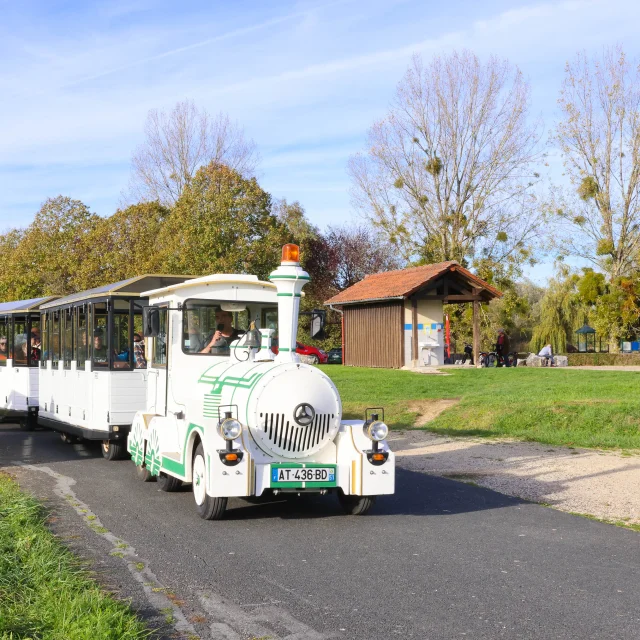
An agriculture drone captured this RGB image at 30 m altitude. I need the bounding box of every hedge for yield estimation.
[566,352,640,366]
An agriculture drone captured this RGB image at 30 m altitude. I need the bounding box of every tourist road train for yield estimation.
[0,245,394,518]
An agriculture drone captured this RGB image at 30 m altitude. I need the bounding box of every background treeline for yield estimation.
[0,168,397,349]
[3,45,640,353]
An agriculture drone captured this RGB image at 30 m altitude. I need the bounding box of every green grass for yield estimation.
[0,472,149,640]
[319,365,640,450]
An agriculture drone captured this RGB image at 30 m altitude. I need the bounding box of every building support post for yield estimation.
[473,300,480,366]
[412,298,418,367]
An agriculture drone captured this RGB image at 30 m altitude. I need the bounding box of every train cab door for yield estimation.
[148,306,169,416]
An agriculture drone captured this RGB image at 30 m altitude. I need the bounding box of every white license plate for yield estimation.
[271,465,336,485]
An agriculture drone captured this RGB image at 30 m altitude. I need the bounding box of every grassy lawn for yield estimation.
[0,472,148,640]
[319,365,640,450]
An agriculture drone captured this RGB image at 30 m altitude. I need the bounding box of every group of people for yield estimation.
[93,329,146,369]
[0,328,41,364]
[494,329,555,367]
[0,326,147,369]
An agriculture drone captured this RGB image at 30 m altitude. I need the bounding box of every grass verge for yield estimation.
[0,471,149,640]
[565,510,640,533]
[319,365,640,450]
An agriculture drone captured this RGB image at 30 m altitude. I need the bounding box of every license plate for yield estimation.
[271,464,336,487]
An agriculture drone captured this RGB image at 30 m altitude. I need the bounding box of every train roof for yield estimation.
[142,273,278,298]
[0,296,59,314]
[40,275,193,310]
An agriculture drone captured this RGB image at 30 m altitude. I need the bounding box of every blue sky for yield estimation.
[2,0,640,282]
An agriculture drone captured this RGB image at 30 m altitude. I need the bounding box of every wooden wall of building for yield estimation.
[344,301,404,368]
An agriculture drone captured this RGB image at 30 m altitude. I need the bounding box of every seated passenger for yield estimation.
[133,333,146,369]
[93,329,108,364]
[0,337,7,361]
[30,328,41,361]
[199,310,244,354]
[185,322,203,353]
[14,335,28,365]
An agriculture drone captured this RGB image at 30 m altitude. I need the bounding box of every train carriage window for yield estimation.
[133,301,146,369]
[12,317,28,367]
[112,299,132,370]
[92,303,108,369]
[76,306,88,369]
[51,311,61,367]
[0,317,9,366]
[40,313,48,363]
[63,308,74,369]
[182,300,249,357]
[151,307,168,368]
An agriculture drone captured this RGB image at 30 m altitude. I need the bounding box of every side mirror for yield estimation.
[143,307,161,337]
[310,309,326,340]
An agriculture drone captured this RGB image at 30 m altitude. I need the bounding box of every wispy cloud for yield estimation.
[1,0,639,255]
[211,0,597,97]
[62,0,358,89]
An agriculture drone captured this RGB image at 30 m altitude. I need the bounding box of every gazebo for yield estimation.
[325,261,501,368]
[575,324,596,353]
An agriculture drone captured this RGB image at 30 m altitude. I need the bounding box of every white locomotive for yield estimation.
[128,244,395,518]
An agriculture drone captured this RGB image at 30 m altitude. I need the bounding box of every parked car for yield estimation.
[327,348,342,364]
[295,342,328,364]
[271,340,328,364]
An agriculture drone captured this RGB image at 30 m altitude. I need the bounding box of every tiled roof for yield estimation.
[324,261,502,305]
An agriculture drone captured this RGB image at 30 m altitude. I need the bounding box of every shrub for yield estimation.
[567,352,640,366]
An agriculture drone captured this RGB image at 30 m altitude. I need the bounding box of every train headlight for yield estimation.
[365,420,389,442]
[219,418,243,441]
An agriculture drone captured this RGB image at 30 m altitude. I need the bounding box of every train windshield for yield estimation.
[182,299,277,357]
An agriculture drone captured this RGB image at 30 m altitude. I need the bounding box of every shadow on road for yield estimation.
[223,467,525,520]
[0,423,104,465]
[1,423,526,522]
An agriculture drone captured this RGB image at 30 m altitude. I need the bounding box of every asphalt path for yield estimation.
[1,423,639,640]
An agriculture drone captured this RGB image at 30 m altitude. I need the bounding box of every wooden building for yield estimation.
[325,261,501,369]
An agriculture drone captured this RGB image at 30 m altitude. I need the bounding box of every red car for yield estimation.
[271,341,327,364]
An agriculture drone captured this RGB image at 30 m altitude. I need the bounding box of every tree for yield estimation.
[75,202,170,289]
[303,224,402,304]
[0,197,99,299]
[553,46,640,279]
[274,199,319,246]
[0,228,27,301]
[530,275,587,353]
[576,268,640,349]
[348,51,542,271]
[127,100,259,206]
[157,162,285,279]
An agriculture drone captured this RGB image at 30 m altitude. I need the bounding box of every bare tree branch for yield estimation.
[125,100,260,206]
[348,51,543,272]
[553,46,640,279]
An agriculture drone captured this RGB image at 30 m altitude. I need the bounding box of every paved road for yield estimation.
[2,424,639,640]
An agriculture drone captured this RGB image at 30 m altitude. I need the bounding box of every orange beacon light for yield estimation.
[281,244,300,264]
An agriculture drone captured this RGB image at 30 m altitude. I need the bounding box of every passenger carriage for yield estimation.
[0,296,57,430]
[38,275,188,459]
[129,245,395,519]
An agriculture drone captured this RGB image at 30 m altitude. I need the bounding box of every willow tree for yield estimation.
[530,275,588,353]
[348,51,543,270]
[553,46,640,279]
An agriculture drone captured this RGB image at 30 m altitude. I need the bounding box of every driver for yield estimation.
[200,310,244,354]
